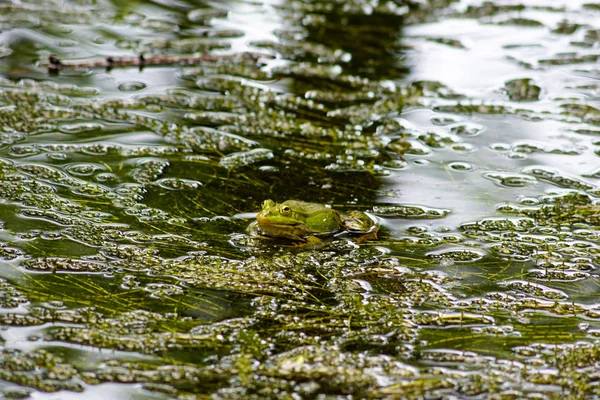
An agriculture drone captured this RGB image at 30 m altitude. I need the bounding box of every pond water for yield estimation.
[0,0,599,398]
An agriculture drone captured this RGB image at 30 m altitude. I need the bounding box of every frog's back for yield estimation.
[281,200,342,233]
[281,200,329,214]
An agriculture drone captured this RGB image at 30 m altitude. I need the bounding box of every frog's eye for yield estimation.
[262,199,274,209]
[280,206,290,216]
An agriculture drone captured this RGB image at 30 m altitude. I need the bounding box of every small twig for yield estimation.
[47,52,270,74]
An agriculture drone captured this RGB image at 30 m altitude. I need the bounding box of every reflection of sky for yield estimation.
[407,19,598,95]
[210,0,284,54]
[393,0,600,231]
[384,110,599,230]
[0,0,597,231]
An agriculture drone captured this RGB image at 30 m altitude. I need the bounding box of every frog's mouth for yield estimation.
[256,216,300,227]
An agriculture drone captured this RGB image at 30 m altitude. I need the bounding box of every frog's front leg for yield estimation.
[341,211,378,243]
[296,235,327,249]
[341,211,373,231]
[356,227,379,244]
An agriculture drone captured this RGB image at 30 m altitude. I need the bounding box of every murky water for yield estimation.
[0,0,599,398]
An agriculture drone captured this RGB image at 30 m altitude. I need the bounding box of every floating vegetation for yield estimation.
[552,19,583,35]
[484,171,538,187]
[425,37,466,48]
[373,204,451,218]
[462,2,526,18]
[504,78,541,101]
[0,0,600,399]
[433,102,509,115]
[539,53,599,66]
[496,17,545,27]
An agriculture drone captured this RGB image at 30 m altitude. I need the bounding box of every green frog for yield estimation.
[250,199,377,245]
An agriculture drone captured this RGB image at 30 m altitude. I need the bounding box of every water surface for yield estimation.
[0,0,600,398]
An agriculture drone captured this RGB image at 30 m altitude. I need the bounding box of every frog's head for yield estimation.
[256,199,311,241]
[256,199,302,227]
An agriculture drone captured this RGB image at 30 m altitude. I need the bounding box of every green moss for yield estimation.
[497,18,544,27]
[553,19,583,34]
[504,78,541,101]
[462,2,526,18]
[426,37,466,48]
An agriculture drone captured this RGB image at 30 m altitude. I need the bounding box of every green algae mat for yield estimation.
[0,0,599,398]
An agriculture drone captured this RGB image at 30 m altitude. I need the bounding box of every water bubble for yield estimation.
[451,143,476,152]
[489,143,511,151]
[59,122,105,134]
[447,161,474,171]
[157,178,202,190]
[407,226,428,234]
[431,115,461,126]
[57,40,77,47]
[118,81,147,92]
[484,172,537,187]
[95,173,118,183]
[382,159,407,169]
[82,144,113,155]
[47,152,68,161]
[10,145,40,157]
[508,152,527,159]
[449,123,485,136]
[500,280,568,300]
[373,204,451,219]
[427,248,485,262]
[519,197,540,205]
[65,163,106,176]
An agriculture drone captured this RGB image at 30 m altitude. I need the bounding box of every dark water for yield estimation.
[0,0,599,398]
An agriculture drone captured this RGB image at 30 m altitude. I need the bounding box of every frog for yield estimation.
[250,199,378,245]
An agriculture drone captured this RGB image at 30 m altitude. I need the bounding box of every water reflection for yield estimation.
[295,1,409,79]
